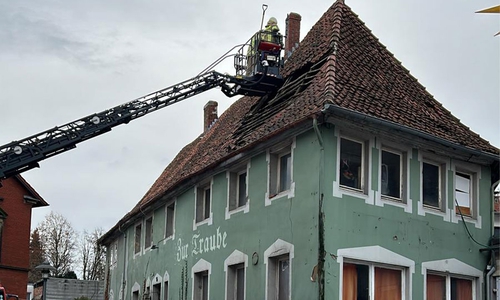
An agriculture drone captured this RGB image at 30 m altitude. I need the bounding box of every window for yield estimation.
[422,161,442,209]
[265,239,293,300]
[381,149,403,199]
[145,217,153,249]
[229,166,248,211]
[196,184,211,223]
[165,202,175,239]
[152,283,161,300]
[134,223,142,254]
[343,262,404,300]
[455,172,473,216]
[227,263,245,300]
[194,271,209,300]
[340,137,365,191]
[427,273,474,300]
[269,255,290,300]
[132,291,139,300]
[269,145,292,197]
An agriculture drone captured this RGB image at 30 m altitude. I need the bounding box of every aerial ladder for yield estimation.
[0,5,284,181]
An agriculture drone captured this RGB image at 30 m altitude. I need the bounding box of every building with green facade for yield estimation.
[99,1,500,299]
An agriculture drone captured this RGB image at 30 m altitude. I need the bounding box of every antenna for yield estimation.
[260,4,268,30]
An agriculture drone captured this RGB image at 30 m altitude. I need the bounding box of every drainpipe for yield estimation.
[313,116,325,300]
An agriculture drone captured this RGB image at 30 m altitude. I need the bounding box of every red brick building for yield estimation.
[0,175,48,299]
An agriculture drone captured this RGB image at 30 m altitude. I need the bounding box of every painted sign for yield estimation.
[176,226,228,261]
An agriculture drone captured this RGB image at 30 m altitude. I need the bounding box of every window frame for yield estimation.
[339,136,368,194]
[192,259,211,300]
[134,222,142,255]
[194,180,213,228]
[380,147,407,202]
[224,250,248,300]
[144,215,154,251]
[227,162,250,218]
[264,239,294,300]
[426,271,477,300]
[152,282,161,300]
[266,140,295,205]
[422,159,445,211]
[454,171,474,217]
[164,201,176,241]
[342,260,407,300]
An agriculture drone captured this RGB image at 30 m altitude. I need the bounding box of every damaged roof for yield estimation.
[101,0,499,242]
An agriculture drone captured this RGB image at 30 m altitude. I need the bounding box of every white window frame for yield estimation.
[421,159,445,211]
[224,250,248,300]
[422,258,482,300]
[451,161,481,228]
[194,180,213,230]
[144,215,154,251]
[134,222,142,256]
[337,245,414,300]
[265,140,296,206]
[380,147,407,202]
[226,162,250,219]
[164,200,176,242]
[417,152,450,221]
[264,239,294,300]
[338,136,367,193]
[192,259,211,300]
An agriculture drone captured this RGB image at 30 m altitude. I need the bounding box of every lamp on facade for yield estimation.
[35,260,55,300]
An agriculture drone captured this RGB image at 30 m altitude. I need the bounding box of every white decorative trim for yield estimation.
[152,273,162,285]
[131,282,140,293]
[163,270,170,282]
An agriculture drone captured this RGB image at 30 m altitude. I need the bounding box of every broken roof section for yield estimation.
[102,0,499,239]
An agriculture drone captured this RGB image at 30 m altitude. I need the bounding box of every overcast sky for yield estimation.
[1,0,498,237]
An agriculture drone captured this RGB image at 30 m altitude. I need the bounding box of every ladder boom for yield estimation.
[0,71,233,179]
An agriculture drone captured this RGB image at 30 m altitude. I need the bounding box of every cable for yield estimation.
[455,199,489,248]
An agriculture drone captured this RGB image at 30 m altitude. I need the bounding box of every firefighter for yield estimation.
[247,17,281,75]
[261,17,280,43]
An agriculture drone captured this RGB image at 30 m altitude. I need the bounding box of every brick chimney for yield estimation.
[285,12,301,59]
[203,101,218,132]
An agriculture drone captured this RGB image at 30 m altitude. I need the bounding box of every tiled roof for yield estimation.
[102,0,499,240]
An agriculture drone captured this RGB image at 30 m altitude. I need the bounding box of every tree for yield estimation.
[37,211,77,277]
[80,227,106,280]
[28,228,45,283]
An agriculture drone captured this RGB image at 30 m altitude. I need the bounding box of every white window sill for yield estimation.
[225,202,250,220]
[193,214,213,230]
[265,182,295,206]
